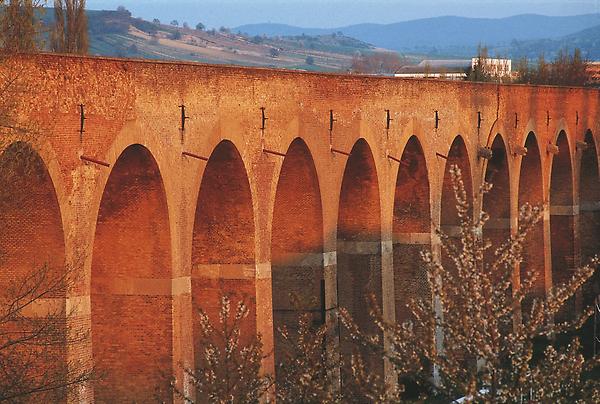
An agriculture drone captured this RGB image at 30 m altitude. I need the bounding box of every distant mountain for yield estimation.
[505,24,600,60]
[236,14,600,55]
[234,23,330,38]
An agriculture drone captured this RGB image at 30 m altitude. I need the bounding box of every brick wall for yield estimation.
[0,53,598,401]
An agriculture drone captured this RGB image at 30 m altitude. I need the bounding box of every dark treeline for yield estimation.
[515,48,589,86]
[467,45,591,86]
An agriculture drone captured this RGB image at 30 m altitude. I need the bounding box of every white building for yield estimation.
[471,58,512,77]
[394,59,470,80]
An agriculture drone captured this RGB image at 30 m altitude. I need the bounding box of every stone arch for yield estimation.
[439,135,474,354]
[441,135,473,231]
[579,130,600,309]
[271,138,324,380]
[549,131,576,319]
[0,142,68,401]
[0,142,66,275]
[91,144,173,402]
[392,136,431,325]
[191,140,256,370]
[518,132,545,315]
[337,138,383,378]
[483,135,511,259]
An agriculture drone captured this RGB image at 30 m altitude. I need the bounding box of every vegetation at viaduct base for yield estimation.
[177,167,600,403]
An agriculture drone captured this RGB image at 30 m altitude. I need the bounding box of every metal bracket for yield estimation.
[81,155,110,167]
[576,111,580,126]
[546,111,551,127]
[387,154,410,167]
[436,152,448,160]
[477,111,483,129]
[179,105,190,131]
[260,107,268,130]
[329,110,336,132]
[79,104,86,139]
[331,147,351,156]
[514,112,519,129]
[263,148,286,158]
[182,151,209,161]
[435,110,440,129]
[385,109,393,130]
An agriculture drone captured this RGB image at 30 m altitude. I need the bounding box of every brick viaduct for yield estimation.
[1,54,599,402]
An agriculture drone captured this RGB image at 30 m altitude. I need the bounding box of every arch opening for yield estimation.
[91,144,173,402]
[0,143,68,402]
[518,133,546,317]
[441,136,473,231]
[483,135,513,333]
[439,136,475,364]
[271,139,324,382]
[392,137,431,326]
[549,131,576,320]
[337,139,383,378]
[483,135,511,269]
[579,131,600,310]
[191,140,256,374]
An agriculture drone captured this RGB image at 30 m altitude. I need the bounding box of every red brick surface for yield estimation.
[1,53,599,401]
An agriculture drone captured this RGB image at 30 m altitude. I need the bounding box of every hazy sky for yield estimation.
[86,1,600,28]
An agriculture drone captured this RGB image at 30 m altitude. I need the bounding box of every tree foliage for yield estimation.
[0,133,91,403]
[51,0,89,54]
[516,48,590,86]
[465,45,512,83]
[341,166,599,402]
[0,0,44,53]
[465,45,497,83]
[177,295,272,403]
[179,165,598,403]
[351,51,406,74]
[0,262,90,402]
[275,310,340,403]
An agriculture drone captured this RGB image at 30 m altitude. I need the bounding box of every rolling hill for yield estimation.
[236,14,600,56]
[39,8,377,72]
[39,8,600,70]
[502,24,600,60]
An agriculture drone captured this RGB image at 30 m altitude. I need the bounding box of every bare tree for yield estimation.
[0,0,44,53]
[275,311,340,403]
[351,51,406,75]
[0,262,90,402]
[0,133,92,403]
[176,295,272,403]
[51,0,88,54]
[516,49,590,86]
[466,45,494,82]
[341,166,599,402]
[0,138,92,402]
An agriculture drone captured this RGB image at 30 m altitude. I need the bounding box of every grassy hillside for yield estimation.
[40,8,378,72]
